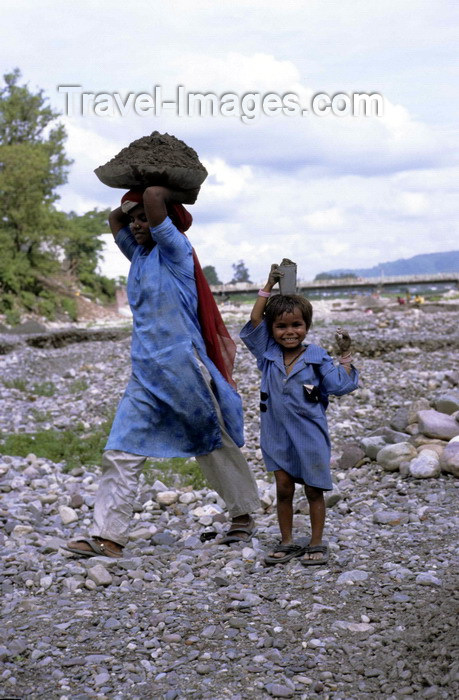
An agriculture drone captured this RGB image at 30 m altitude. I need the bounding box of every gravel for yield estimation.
[1,299,458,699]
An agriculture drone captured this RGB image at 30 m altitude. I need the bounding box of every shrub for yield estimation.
[32,381,56,397]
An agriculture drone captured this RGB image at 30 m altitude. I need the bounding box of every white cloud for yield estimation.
[175,51,302,93]
[304,208,345,230]
[98,235,130,280]
[397,192,428,216]
[1,1,457,283]
[319,239,350,258]
[200,158,254,200]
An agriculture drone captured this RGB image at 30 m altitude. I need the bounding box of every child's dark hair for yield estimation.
[264,294,313,332]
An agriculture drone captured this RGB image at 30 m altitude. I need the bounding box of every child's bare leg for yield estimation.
[269,469,296,557]
[304,485,325,560]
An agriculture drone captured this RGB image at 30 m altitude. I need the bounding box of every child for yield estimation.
[240,265,359,566]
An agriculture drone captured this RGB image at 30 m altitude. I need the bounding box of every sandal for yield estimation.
[63,537,123,559]
[219,517,257,545]
[300,544,329,567]
[264,542,307,565]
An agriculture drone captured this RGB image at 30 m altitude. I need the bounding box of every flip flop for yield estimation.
[264,542,307,565]
[219,517,257,545]
[63,538,123,559]
[300,544,329,567]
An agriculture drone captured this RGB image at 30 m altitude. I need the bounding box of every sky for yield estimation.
[1,0,458,284]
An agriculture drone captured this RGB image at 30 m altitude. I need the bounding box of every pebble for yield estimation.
[332,620,375,633]
[0,302,457,700]
[265,682,294,697]
[58,506,79,525]
[415,573,442,587]
[336,570,369,584]
[337,443,365,469]
[361,435,388,460]
[87,564,113,587]
[94,672,110,686]
[373,509,409,525]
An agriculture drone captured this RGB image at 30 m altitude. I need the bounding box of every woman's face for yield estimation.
[129,204,154,249]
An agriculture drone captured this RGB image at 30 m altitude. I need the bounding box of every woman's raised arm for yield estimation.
[108,206,129,237]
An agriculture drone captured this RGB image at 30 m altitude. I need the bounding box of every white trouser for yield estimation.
[90,365,260,546]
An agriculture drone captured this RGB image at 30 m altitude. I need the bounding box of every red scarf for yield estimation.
[167,202,237,389]
[120,191,237,388]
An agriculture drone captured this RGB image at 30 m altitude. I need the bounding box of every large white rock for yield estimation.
[155,490,179,506]
[409,450,441,479]
[58,506,78,525]
[179,492,197,505]
[376,442,417,471]
[417,410,459,441]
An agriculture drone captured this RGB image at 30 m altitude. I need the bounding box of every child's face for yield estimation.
[129,204,154,248]
[272,307,308,350]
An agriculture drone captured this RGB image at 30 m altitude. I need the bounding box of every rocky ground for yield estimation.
[1,299,458,700]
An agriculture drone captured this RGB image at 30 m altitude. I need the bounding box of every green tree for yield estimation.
[0,69,115,320]
[64,209,109,276]
[202,265,222,285]
[63,208,115,302]
[0,68,70,196]
[230,259,252,284]
[0,68,73,317]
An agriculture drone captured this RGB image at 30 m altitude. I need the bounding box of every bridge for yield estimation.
[210,272,459,297]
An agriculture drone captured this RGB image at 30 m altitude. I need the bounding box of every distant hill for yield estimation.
[316,251,459,279]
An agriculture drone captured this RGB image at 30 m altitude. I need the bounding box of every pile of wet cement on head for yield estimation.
[94,131,208,190]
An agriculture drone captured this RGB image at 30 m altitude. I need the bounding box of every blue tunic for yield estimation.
[240,320,359,490]
[105,217,244,458]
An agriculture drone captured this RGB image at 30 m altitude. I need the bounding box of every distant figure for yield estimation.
[240,264,359,567]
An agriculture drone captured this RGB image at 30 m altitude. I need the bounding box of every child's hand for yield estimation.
[335,327,352,354]
[267,263,284,288]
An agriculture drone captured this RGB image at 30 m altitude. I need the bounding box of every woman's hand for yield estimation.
[108,206,130,237]
[143,186,169,227]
